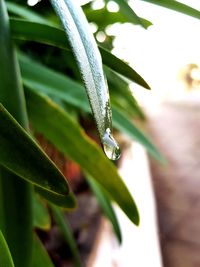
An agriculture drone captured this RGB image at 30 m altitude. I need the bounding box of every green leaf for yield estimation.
[19,53,161,162]
[0,171,33,267]
[141,0,200,20]
[18,52,90,113]
[86,175,122,243]
[0,231,15,267]
[83,3,151,29]
[36,189,76,209]
[6,2,54,25]
[10,18,150,88]
[112,0,151,28]
[33,195,51,231]
[105,67,145,119]
[112,107,165,162]
[26,89,139,225]
[0,104,76,208]
[0,1,33,267]
[19,53,160,162]
[101,47,150,89]
[32,235,54,267]
[51,205,81,267]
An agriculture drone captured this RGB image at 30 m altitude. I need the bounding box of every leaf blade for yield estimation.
[113,0,151,28]
[32,235,54,267]
[10,18,150,88]
[86,175,122,243]
[0,1,33,266]
[26,89,140,225]
[6,1,54,25]
[0,231,15,267]
[112,107,165,162]
[0,104,76,208]
[33,195,51,231]
[84,3,151,29]
[51,205,81,267]
[141,0,200,20]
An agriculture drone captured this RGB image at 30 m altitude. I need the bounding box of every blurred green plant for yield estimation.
[0,0,199,266]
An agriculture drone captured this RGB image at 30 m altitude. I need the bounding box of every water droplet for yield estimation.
[102,129,121,161]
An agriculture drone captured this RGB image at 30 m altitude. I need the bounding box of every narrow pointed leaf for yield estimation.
[51,205,81,267]
[19,54,160,162]
[0,104,76,208]
[10,18,150,89]
[0,231,15,267]
[6,2,54,25]
[112,107,165,162]
[18,52,90,113]
[33,195,51,230]
[0,1,32,266]
[101,47,150,89]
[83,4,151,29]
[36,189,76,209]
[26,89,139,225]
[105,67,145,119]
[141,0,200,20]
[32,235,54,267]
[86,175,122,243]
[19,54,161,159]
[113,0,151,28]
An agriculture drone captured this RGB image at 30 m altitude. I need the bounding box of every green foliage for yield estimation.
[141,0,200,19]
[0,0,199,266]
[0,231,15,267]
[0,1,33,266]
[32,235,54,267]
[0,104,76,208]
[26,89,139,224]
[10,18,150,88]
[51,205,81,267]
[33,195,51,231]
[86,175,122,243]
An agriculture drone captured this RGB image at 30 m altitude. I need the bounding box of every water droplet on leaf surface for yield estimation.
[102,129,121,161]
[50,0,121,160]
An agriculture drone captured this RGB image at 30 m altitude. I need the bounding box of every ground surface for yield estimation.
[148,98,200,267]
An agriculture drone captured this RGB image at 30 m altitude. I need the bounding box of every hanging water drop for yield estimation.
[102,128,121,160]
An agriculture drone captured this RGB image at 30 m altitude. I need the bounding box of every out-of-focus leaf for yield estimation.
[0,104,76,208]
[10,19,150,88]
[32,235,54,267]
[6,2,54,25]
[83,4,151,29]
[112,107,165,162]
[105,67,145,119]
[0,231,15,267]
[51,205,81,267]
[141,0,200,20]
[18,52,90,113]
[33,195,51,230]
[0,1,32,267]
[26,89,139,225]
[112,0,151,28]
[101,47,150,89]
[86,175,122,243]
